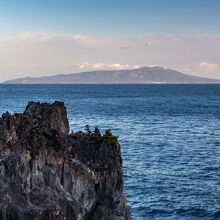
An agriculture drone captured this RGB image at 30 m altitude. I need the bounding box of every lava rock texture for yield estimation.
[0,101,129,220]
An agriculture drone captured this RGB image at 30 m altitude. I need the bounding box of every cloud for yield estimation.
[70,34,111,45]
[78,62,140,70]
[15,31,60,41]
[16,32,34,40]
[119,41,152,50]
[144,42,152,46]
[199,62,219,71]
[12,31,111,46]
[120,46,129,50]
[182,65,192,73]
[1,32,220,81]
[181,62,220,79]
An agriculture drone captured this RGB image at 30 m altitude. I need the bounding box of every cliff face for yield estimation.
[0,101,129,220]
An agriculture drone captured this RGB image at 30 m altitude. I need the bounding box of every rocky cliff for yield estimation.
[0,101,129,220]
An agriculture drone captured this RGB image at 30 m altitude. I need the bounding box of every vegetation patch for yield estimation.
[103,129,118,145]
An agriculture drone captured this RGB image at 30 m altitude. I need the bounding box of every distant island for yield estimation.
[3,67,220,84]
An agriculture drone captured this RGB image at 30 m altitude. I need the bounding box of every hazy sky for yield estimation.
[1,0,220,81]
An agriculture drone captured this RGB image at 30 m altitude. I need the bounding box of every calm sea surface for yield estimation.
[0,84,220,220]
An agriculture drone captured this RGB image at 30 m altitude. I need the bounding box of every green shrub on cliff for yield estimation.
[103,129,118,145]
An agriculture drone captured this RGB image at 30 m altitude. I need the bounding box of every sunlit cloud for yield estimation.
[16,32,33,40]
[15,31,61,41]
[199,62,219,71]
[78,62,140,70]
[12,31,111,45]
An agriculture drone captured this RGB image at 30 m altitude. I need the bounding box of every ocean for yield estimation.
[0,84,220,219]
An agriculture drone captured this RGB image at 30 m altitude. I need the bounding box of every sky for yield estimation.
[0,0,220,81]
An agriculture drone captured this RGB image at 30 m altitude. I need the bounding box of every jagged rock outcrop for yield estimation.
[0,101,129,220]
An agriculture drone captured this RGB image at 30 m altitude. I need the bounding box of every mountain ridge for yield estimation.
[3,67,220,84]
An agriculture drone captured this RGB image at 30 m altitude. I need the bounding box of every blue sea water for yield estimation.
[0,84,220,220]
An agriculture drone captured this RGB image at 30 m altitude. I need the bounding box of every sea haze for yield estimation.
[0,84,220,219]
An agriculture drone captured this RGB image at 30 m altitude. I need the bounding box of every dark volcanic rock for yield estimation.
[0,101,129,220]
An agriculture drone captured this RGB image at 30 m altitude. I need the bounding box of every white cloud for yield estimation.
[199,62,219,71]
[15,31,60,41]
[16,32,33,40]
[12,31,111,45]
[78,62,140,70]
[70,34,112,45]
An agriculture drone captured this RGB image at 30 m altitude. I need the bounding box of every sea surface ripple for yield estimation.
[0,84,220,219]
